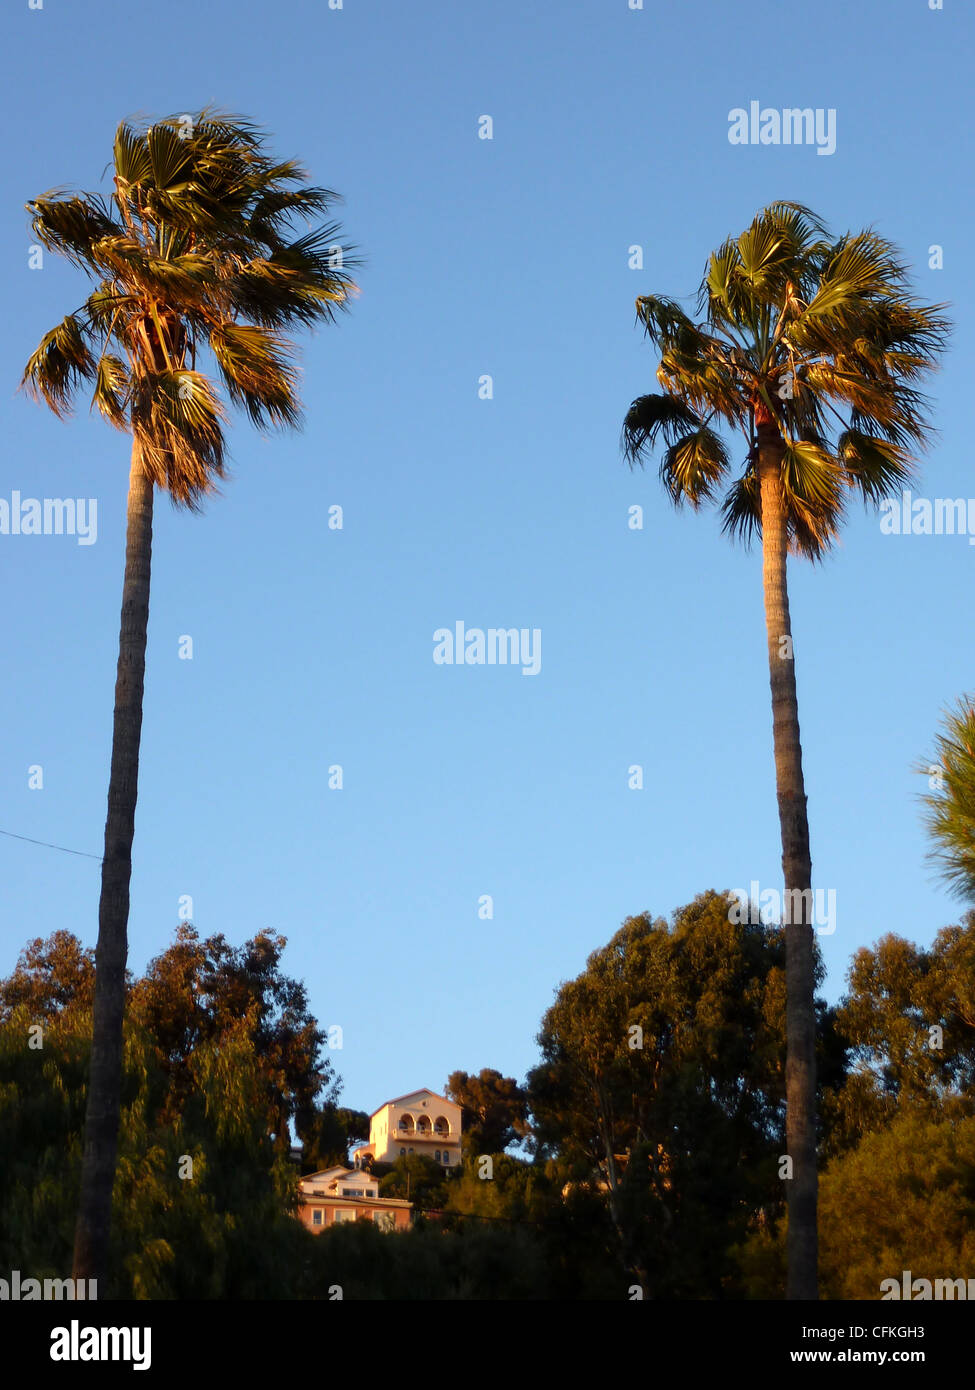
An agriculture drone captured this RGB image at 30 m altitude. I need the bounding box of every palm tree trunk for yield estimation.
[757,424,818,1301]
[73,440,153,1286]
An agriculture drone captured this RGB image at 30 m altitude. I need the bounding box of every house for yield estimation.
[353,1088,462,1170]
[296,1087,463,1232]
[297,1165,412,1233]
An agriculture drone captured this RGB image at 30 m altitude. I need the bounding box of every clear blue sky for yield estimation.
[1,0,971,1115]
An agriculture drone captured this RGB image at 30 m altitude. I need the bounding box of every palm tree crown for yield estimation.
[22,109,357,504]
[622,201,949,556]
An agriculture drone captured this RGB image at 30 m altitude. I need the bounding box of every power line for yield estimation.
[0,827,102,861]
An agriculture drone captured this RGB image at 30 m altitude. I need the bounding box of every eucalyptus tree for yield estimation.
[621,202,949,1298]
[21,110,357,1284]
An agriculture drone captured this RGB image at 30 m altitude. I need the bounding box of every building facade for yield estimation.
[296,1088,463,1233]
[353,1088,462,1169]
[297,1165,412,1232]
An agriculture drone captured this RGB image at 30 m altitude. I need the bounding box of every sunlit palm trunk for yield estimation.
[757,425,818,1301]
[73,442,153,1285]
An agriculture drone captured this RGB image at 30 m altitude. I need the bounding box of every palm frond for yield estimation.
[27,193,123,271]
[779,441,845,557]
[113,122,153,186]
[837,429,915,503]
[22,107,355,508]
[92,354,130,428]
[621,393,703,465]
[21,314,96,416]
[208,323,301,428]
[720,466,762,546]
[659,426,731,507]
[920,697,975,902]
[131,369,227,507]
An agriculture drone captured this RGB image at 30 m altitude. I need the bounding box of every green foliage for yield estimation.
[5,901,972,1299]
[445,1067,529,1157]
[301,1106,370,1173]
[920,697,975,902]
[525,891,840,1295]
[379,1154,450,1211]
[819,1111,975,1299]
[298,1218,556,1300]
[623,202,950,559]
[21,109,358,506]
[829,915,975,1149]
[0,925,342,1297]
[737,1111,975,1299]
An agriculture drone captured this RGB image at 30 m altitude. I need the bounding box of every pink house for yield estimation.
[297,1165,412,1232]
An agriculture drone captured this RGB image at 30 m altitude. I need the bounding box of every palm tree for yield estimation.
[920,696,975,902]
[621,202,949,1298]
[21,110,357,1287]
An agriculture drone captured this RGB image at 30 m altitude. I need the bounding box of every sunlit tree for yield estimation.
[21,110,357,1284]
[621,203,949,1297]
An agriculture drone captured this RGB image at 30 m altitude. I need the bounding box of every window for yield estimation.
[335,1209,356,1223]
[341,1188,360,1198]
[375,1212,396,1232]
[312,1209,323,1226]
[435,1116,449,1135]
[400,1148,406,1156]
[443,1152,450,1165]
[435,1150,441,1163]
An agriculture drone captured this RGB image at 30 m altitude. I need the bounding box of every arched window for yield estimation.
[398,1113,415,1134]
[416,1115,431,1135]
[434,1116,449,1136]
[434,1150,441,1163]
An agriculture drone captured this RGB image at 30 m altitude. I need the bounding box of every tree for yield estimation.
[379,1154,450,1212]
[920,696,975,902]
[445,1068,529,1157]
[21,110,357,1286]
[525,891,829,1297]
[621,203,950,1298]
[0,925,339,1297]
[739,1111,975,1300]
[0,931,95,1021]
[831,917,975,1146]
[301,1105,370,1173]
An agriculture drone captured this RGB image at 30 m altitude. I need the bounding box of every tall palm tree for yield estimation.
[920,696,975,902]
[621,202,949,1298]
[21,110,357,1287]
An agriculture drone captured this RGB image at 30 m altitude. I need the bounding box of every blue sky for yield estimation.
[1,0,971,1116]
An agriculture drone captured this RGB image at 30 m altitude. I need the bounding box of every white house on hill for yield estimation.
[353,1088,462,1169]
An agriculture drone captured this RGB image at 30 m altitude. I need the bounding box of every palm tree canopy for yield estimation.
[21,109,358,505]
[622,202,951,558]
[921,697,975,902]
